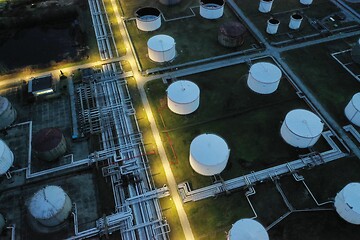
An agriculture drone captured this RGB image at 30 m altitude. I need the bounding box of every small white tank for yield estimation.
[227,219,269,240]
[167,80,200,115]
[247,62,282,94]
[147,35,176,63]
[289,13,303,30]
[28,186,72,227]
[266,18,280,34]
[258,0,273,13]
[280,109,324,148]
[0,139,14,175]
[189,133,230,176]
[200,0,224,19]
[135,7,161,32]
[345,93,360,127]
[335,183,360,225]
[300,0,313,5]
[0,96,17,130]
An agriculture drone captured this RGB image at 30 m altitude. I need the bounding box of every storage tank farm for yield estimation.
[189,133,230,176]
[200,0,225,19]
[351,38,360,64]
[0,139,14,176]
[28,186,72,230]
[258,0,273,13]
[280,109,324,148]
[218,21,247,48]
[335,183,360,224]
[167,80,200,115]
[147,34,176,63]
[0,96,17,130]
[247,62,282,94]
[135,7,161,32]
[345,92,360,126]
[32,128,67,162]
[227,219,269,240]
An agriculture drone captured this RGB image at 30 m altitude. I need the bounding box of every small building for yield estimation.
[28,74,54,97]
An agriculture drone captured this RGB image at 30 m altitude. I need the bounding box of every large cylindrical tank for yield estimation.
[266,18,280,34]
[135,7,161,32]
[0,213,5,233]
[218,21,247,48]
[227,219,269,240]
[351,39,360,64]
[289,13,303,30]
[190,133,230,176]
[345,93,360,127]
[300,0,313,5]
[258,0,273,13]
[32,128,67,162]
[0,139,14,175]
[280,109,324,148]
[28,186,72,227]
[147,35,176,63]
[247,62,282,94]
[159,0,181,5]
[0,96,17,130]
[167,80,200,115]
[335,182,360,225]
[200,0,224,19]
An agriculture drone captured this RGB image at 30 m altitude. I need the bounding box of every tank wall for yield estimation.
[200,5,224,19]
[148,46,176,62]
[335,191,360,225]
[280,122,321,148]
[0,100,17,130]
[35,135,67,162]
[0,140,14,175]
[189,151,229,176]
[266,20,280,34]
[258,0,273,13]
[136,17,161,32]
[300,0,313,5]
[247,74,280,94]
[167,97,199,115]
[345,101,360,127]
[289,16,302,30]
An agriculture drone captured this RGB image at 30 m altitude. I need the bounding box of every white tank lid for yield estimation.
[351,93,360,111]
[147,35,175,52]
[0,96,9,113]
[29,186,67,220]
[190,134,229,167]
[229,219,269,240]
[249,62,282,84]
[167,80,200,104]
[341,183,360,214]
[284,109,323,138]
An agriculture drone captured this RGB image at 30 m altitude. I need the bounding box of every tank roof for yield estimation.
[0,96,9,114]
[32,128,64,152]
[201,0,224,6]
[342,183,360,214]
[147,35,175,52]
[228,219,269,240]
[219,22,246,37]
[135,7,161,17]
[284,109,323,138]
[167,80,200,104]
[249,62,282,84]
[351,92,360,111]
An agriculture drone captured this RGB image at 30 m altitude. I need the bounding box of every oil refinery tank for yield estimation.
[227,219,269,240]
[335,183,360,224]
[247,62,282,94]
[135,7,162,32]
[167,80,200,115]
[258,0,273,13]
[218,21,247,48]
[345,93,360,127]
[159,0,181,6]
[352,39,360,65]
[189,133,230,176]
[289,13,303,30]
[0,139,14,176]
[32,128,67,162]
[280,109,324,148]
[0,96,17,130]
[266,18,280,34]
[28,186,72,227]
[300,0,313,5]
[200,0,224,19]
[147,35,176,63]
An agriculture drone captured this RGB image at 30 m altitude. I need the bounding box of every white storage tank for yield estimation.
[189,133,230,176]
[200,0,225,19]
[135,7,161,32]
[32,128,67,162]
[345,92,360,127]
[167,80,200,115]
[300,0,313,5]
[28,186,72,227]
[247,62,282,94]
[227,218,269,240]
[280,109,324,148]
[147,34,176,63]
[0,96,17,130]
[335,182,360,225]
[0,139,14,176]
[266,18,280,34]
[258,0,273,13]
[289,13,303,30]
